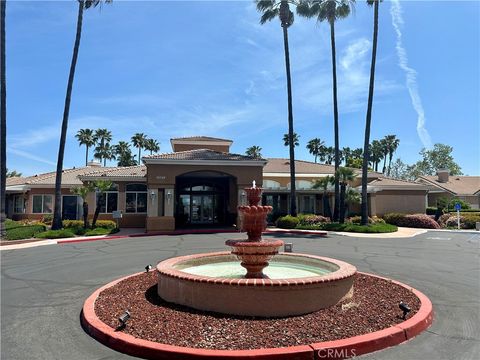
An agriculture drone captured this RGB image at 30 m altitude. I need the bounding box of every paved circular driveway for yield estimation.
[1,231,479,359]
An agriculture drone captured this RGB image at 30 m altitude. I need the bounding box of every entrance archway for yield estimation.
[175,171,236,227]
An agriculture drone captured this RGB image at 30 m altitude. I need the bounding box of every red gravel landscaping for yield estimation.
[94,272,420,350]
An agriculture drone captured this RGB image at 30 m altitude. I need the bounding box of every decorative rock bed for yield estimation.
[82,271,433,359]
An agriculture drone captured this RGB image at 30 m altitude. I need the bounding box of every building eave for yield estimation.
[143,159,267,166]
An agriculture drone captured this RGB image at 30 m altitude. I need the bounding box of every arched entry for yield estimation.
[176,171,236,227]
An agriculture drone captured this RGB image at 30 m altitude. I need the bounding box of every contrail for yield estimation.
[390,0,432,149]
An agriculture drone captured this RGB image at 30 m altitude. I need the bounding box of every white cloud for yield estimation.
[7,148,56,166]
[390,0,433,149]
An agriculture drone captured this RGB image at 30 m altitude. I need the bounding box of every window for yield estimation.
[32,195,53,214]
[95,184,118,214]
[13,195,25,213]
[263,180,281,189]
[126,183,147,213]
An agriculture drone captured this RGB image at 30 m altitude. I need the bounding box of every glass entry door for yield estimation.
[191,195,214,224]
[62,195,79,220]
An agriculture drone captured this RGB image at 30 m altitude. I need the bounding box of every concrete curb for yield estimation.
[81,271,433,360]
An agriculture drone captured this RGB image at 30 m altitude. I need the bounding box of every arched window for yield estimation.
[296,180,313,190]
[263,180,281,189]
[126,183,147,213]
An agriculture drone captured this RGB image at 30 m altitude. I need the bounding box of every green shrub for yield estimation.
[35,229,75,239]
[382,213,406,225]
[41,214,53,225]
[5,219,18,230]
[426,207,442,215]
[298,214,330,226]
[383,213,440,229]
[443,214,480,229]
[347,216,385,225]
[5,224,47,240]
[94,220,117,229]
[62,220,84,228]
[84,228,110,236]
[319,223,397,233]
[448,210,480,214]
[275,215,300,229]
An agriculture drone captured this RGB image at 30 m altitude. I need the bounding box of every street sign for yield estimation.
[454,203,461,211]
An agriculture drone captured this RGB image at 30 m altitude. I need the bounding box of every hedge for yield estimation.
[319,223,397,233]
[347,216,385,225]
[383,213,441,229]
[4,224,47,240]
[275,215,300,229]
[35,229,76,239]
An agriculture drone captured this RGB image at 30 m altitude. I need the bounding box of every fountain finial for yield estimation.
[252,180,256,189]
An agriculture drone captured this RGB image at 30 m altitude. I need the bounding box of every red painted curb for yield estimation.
[265,229,327,236]
[81,272,433,360]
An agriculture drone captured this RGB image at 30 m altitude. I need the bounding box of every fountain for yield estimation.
[156,182,357,317]
[224,182,284,278]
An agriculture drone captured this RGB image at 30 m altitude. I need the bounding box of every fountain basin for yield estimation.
[157,251,356,317]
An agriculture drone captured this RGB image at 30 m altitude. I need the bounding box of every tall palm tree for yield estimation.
[93,128,112,165]
[361,0,381,225]
[131,132,147,164]
[144,138,160,155]
[325,146,335,165]
[245,145,263,159]
[75,128,95,165]
[94,142,115,166]
[257,0,298,217]
[52,0,112,231]
[115,141,137,166]
[0,0,6,238]
[335,167,356,223]
[297,0,355,222]
[342,146,351,166]
[283,132,300,147]
[380,137,389,173]
[312,175,333,218]
[307,138,325,163]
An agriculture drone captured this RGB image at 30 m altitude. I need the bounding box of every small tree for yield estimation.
[345,187,361,218]
[312,176,333,219]
[71,183,93,228]
[91,180,113,228]
[335,167,356,223]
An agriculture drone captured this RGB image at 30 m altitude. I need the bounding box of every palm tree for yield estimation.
[283,132,300,147]
[297,0,355,222]
[94,142,115,166]
[114,141,137,166]
[93,128,112,165]
[0,0,6,238]
[71,183,93,228]
[369,139,383,171]
[246,145,263,159]
[52,0,112,231]
[380,137,389,173]
[345,187,360,218]
[312,175,333,218]
[257,0,298,217]
[325,146,335,165]
[361,0,381,225]
[307,138,325,163]
[131,133,147,164]
[342,146,351,166]
[335,167,356,223]
[91,180,113,228]
[6,169,22,178]
[386,135,400,176]
[75,128,95,165]
[144,138,160,155]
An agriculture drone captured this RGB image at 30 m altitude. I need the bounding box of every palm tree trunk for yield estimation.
[330,20,340,222]
[52,0,84,230]
[387,152,393,176]
[85,145,88,166]
[361,0,379,226]
[282,23,296,217]
[339,183,346,224]
[0,0,7,238]
[382,154,387,174]
[138,148,141,165]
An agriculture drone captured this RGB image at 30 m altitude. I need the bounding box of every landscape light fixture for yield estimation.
[284,243,293,253]
[145,264,152,272]
[399,301,411,320]
[117,310,131,329]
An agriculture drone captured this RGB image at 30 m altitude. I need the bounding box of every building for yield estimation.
[6,136,430,231]
[417,170,480,209]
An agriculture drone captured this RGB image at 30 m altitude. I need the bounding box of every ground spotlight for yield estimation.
[117,310,131,329]
[399,301,411,320]
[145,264,152,272]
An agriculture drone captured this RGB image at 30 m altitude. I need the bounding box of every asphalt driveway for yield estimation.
[1,231,479,360]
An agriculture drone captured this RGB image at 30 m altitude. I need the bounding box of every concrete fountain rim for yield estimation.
[155,251,357,286]
[81,270,433,360]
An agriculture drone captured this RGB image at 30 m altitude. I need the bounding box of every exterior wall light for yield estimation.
[150,190,156,202]
[241,191,246,205]
[166,190,172,204]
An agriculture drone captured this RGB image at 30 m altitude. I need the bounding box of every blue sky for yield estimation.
[5,0,480,176]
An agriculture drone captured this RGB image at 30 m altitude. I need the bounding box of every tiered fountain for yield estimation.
[225,181,284,278]
[157,183,357,317]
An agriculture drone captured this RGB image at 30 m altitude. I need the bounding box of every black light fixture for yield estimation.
[117,310,131,329]
[399,301,411,320]
[145,264,152,272]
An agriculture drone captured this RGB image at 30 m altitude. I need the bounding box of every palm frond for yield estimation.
[256,0,276,12]
[260,8,279,24]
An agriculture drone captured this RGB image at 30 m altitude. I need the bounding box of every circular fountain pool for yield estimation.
[157,252,356,317]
